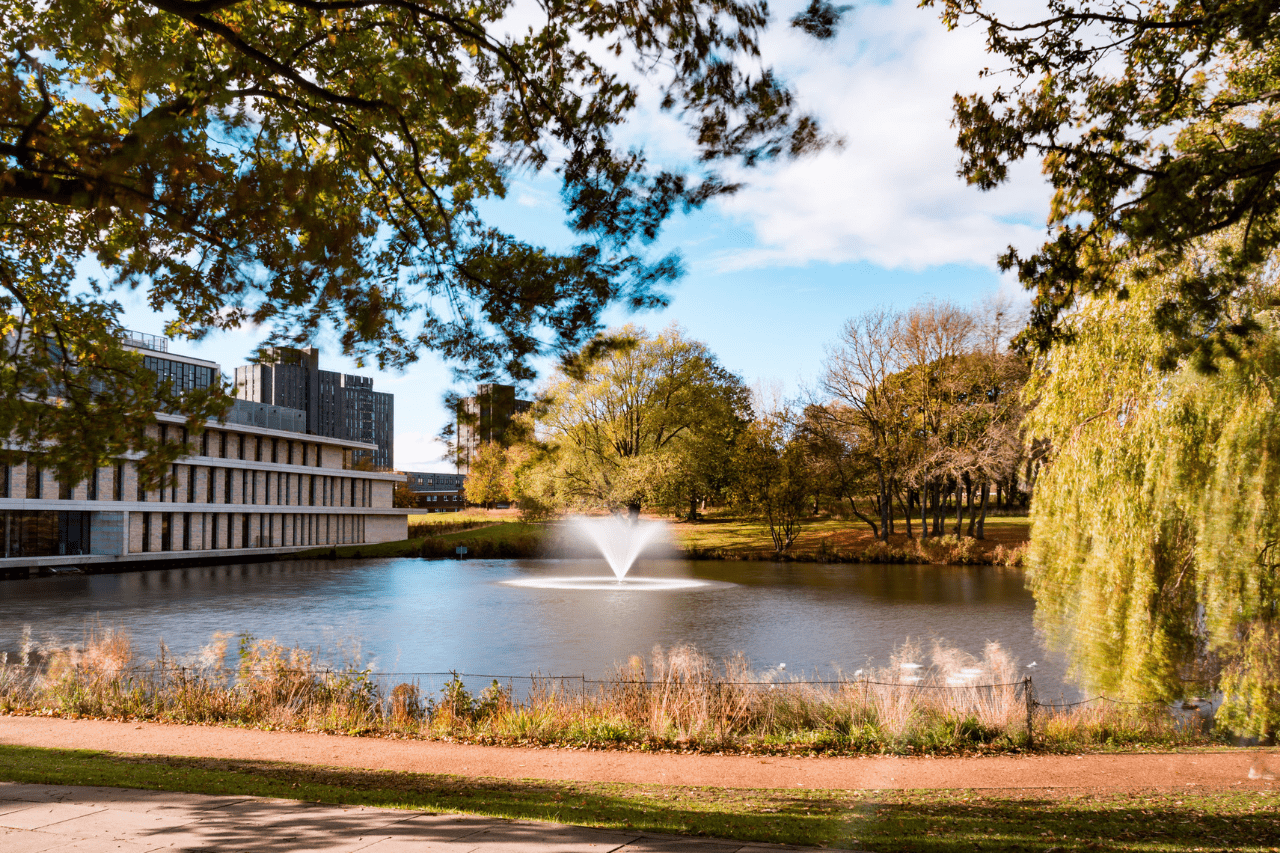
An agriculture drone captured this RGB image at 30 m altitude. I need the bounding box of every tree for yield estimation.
[1025,234,1280,738]
[392,481,418,508]
[462,441,511,509]
[1,0,829,482]
[818,308,916,540]
[730,416,812,552]
[531,324,750,517]
[809,300,1029,541]
[928,0,1280,365]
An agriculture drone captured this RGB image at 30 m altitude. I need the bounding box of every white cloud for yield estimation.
[708,0,1051,272]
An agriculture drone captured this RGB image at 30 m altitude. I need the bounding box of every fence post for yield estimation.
[1024,676,1036,746]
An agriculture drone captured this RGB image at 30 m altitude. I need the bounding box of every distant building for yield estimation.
[456,384,530,474]
[403,471,466,512]
[235,347,394,469]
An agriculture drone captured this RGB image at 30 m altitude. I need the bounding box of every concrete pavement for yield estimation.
[0,783,828,853]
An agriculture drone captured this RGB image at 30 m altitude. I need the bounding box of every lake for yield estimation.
[0,557,1073,697]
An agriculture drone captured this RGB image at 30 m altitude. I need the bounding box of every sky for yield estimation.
[113,0,1051,472]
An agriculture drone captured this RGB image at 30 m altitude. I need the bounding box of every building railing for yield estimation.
[120,329,169,353]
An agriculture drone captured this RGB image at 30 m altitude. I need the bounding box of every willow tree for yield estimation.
[1027,244,1280,738]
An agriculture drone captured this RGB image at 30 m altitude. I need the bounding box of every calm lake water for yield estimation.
[0,557,1074,697]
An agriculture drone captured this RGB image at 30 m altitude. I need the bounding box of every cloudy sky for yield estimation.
[116,0,1051,471]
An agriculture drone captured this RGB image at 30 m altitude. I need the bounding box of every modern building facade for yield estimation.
[0,334,408,576]
[235,347,394,469]
[456,384,530,474]
[403,471,466,512]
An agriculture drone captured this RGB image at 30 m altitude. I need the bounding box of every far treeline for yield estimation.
[455,300,1032,557]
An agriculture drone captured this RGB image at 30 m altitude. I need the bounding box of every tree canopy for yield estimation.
[929,0,1280,365]
[1025,235,1280,738]
[528,324,749,516]
[1,0,825,479]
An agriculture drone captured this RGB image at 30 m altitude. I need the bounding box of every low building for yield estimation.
[403,471,466,512]
[0,334,409,576]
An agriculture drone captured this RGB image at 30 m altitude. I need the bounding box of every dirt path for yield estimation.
[3,716,1277,793]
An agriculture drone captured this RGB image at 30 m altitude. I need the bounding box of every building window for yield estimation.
[142,512,151,552]
[224,469,233,504]
[137,465,146,501]
[182,512,192,550]
[87,469,98,501]
[161,513,172,552]
[113,463,123,501]
[187,466,196,503]
[59,474,73,501]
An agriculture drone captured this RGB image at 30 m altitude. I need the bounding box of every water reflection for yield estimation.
[0,557,1072,697]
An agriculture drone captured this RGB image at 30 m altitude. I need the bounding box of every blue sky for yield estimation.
[113,0,1049,470]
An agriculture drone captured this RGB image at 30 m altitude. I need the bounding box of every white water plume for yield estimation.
[572,515,667,580]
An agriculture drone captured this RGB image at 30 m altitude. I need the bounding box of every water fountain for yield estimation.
[501,514,729,591]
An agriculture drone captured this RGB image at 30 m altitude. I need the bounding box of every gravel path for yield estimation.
[2,716,1277,792]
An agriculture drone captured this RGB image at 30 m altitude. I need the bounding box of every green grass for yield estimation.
[671,514,1030,564]
[433,522,547,544]
[288,520,548,560]
[1,745,1276,851]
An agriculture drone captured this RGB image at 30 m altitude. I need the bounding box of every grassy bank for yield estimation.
[671,514,1030,565]
[1,745,1276,852]
[0,632,1220,756]
[292,513,1031,565]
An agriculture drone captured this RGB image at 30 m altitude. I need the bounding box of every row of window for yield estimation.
[0,463,377,508]
[138,511,366,552]
[0,510,370,558]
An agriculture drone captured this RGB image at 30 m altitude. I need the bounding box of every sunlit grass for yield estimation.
[0,746,1273,852]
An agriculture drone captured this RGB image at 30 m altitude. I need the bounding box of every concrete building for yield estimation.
[403,471,466,512]
[456,384,530,474]
[235,347,394,469]
[0,334,408,577]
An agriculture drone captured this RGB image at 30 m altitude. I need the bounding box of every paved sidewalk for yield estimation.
[0,782,824,853]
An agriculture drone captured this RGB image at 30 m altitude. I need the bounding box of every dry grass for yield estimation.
[0,630,1216,754]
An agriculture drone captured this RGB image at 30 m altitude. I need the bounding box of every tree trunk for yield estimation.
[849,496,879,537]
[932,482,943,536]
[975,481,989,539]
[898,487,913,538]
[877,467,890,541]
[688,490,698,522]
[920,481,929,539]
[965,475,977,537]
[954,481,963,535]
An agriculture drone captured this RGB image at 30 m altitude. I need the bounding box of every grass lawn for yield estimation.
[670,513,1030,561]
[1,745,1275,851]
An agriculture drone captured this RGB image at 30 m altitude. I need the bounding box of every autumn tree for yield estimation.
[462,441,512,509]
[929,0,1280,366]
[530,325,750,518]
[1,0,830,481]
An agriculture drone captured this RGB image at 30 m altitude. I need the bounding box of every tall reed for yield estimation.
[0,630,1221,753]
